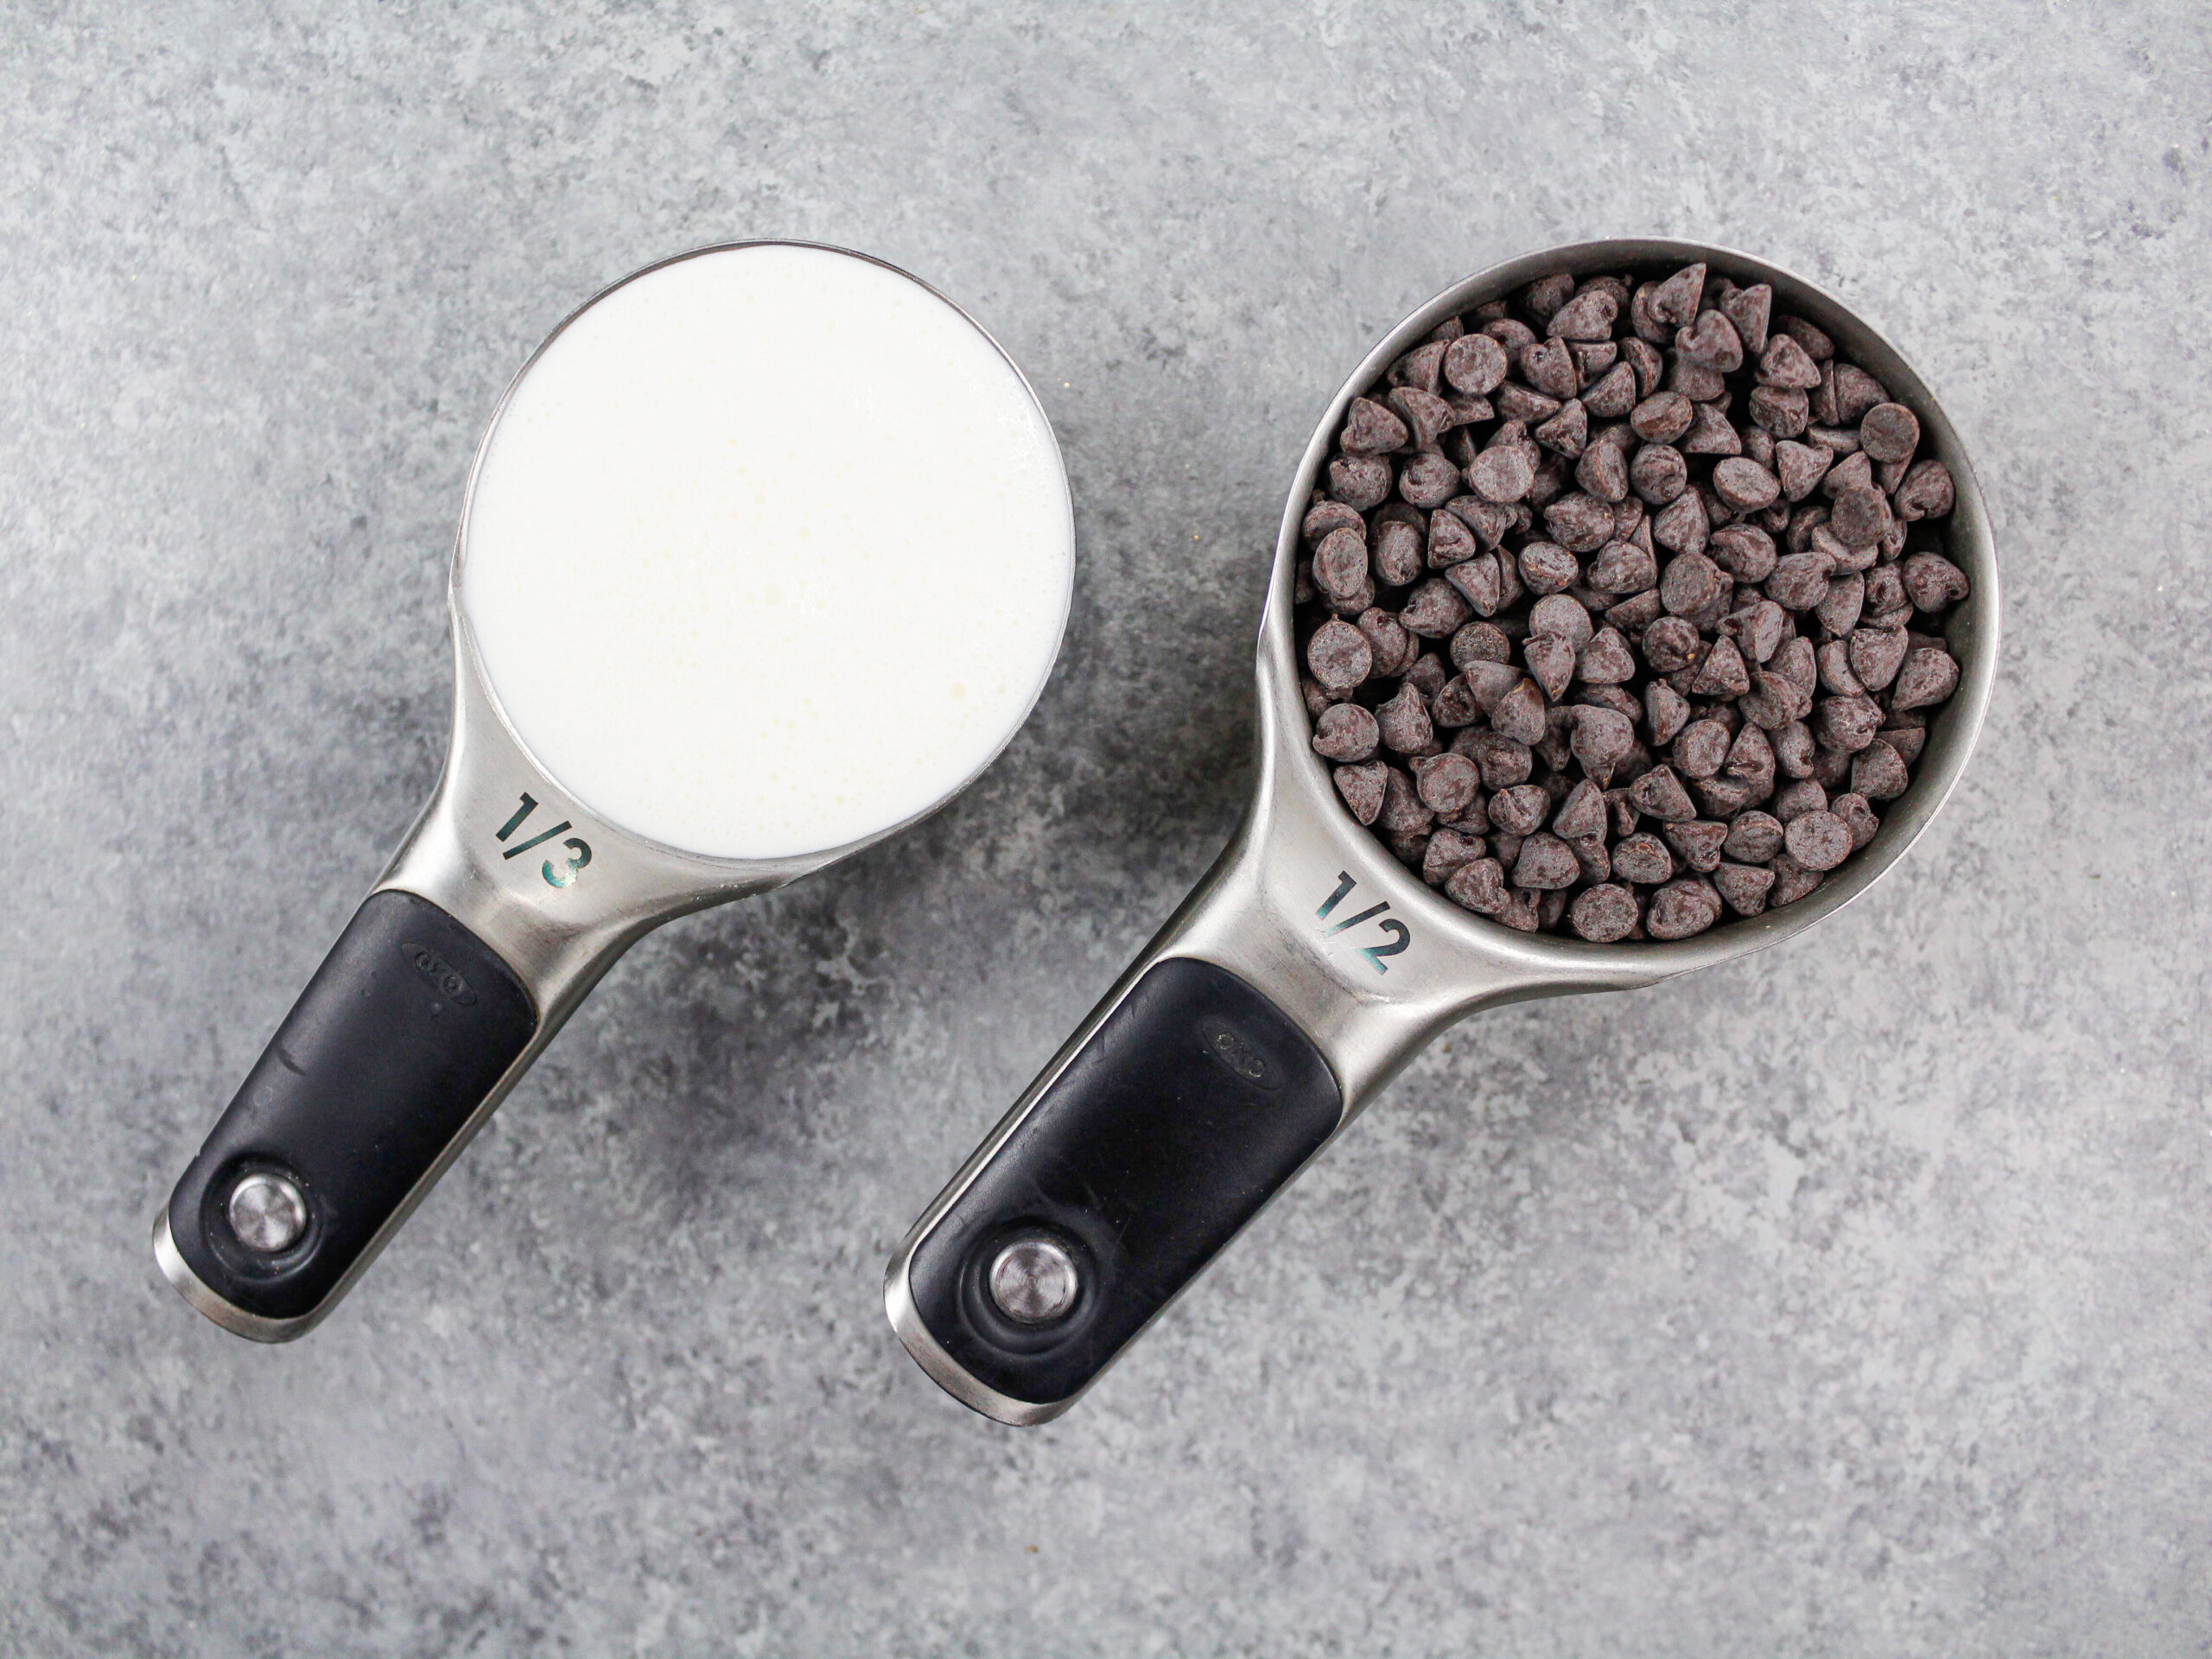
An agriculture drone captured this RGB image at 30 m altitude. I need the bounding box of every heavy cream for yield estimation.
[459,244,1072,861]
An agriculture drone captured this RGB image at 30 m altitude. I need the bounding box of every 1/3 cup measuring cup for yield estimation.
[884,238,1998,1425]
[158,242,1073,1340]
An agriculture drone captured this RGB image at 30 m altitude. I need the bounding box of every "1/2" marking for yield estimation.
[495,791,593,891]
[1316,871,1411,974]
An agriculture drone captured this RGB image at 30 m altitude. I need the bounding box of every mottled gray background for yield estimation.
[3,3,2208,1654]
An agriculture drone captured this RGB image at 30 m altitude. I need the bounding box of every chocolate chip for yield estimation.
[1313,527,1370,600]
[1774,315,1834,361]
[1712,861,1774,916]
[1388,386,1457,451]
[1554,778,1607,840]
[1678,401,1742,456]
[1832,365,1887,423]
[1459,658,1523,712]
[1637,681,1687,747]
[1576,426,1634,501]
[1832,791,1880,850]
[1513,831,1580,890]
[1400,452,1464,509]
[1672,718,1732,779]
[1376,682,1435,753]
[1850,741,1908,801]
[1458,728,1533,791]
[1341,397,1410,455]
[1814,692,1884,753]
[1313,701,1380,761]
[1646,878,1722,938]
[1491,677,1549,744]
[1660,550,1729,620]
[1586,538,1658,596]
[1304,499,1365,543]
[1517,540,1580,595]
[1389,341,1447,395]
[1334,761,1388,823]
[1570,705,1636,780]
[1651,491,1709,557]
[1627,764,1696,823]
[1783,810,1853,871]
[1582,361,1639,419]
[1649,264,1707,328]
[1529,592,1594,647]
[1401,578,1472,638]
[1422,826,1485,886]
[1719,810,1784,863]
[1445,856,1509,914]
[1891,645,1961,710]
[1611,831,1674,885]
[1452,620,1513,667]
[1376,767,1433,836]
[1658,817,1726,874]
[1568,883,1639,941]
[1520,337,1580,401]
[1534,399,1588,457]
[1828,484,1891,548]
[1543,492,1617,553]
[1768,854,1823,906]
[1878,721,1925,766]
[1444,334,1510,397]
[1579,626,1637,683]
[1708,524,1780,584]
[1631,444,1691,509]
[1372,518,1424,585]
[1712,457,1781,511]
[1901,552,1970,612]
[1495,384,1562,424]
[1523,632,1577,701]
[1815,575,1866,638]
[1758,333,1822,391]
[1772,779,1827,823]
[1306,618,1371,690]
[1535,282,1606,334]
[1465,443,1535,504]
[1524,273,1574,324]
[1720,284,1771,354]
[1859,402,1920,465]
[1329,454,1392,511]
[1764,550,1834,613]
[1893,458,1955,521]
[1675,309,1745,372]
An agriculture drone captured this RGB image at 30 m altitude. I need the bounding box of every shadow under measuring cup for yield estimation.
[884,238,1999,1426]
[158,241,1073,1341]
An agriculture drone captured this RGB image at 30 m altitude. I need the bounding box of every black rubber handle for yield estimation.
[166,890,537,1323]
[906,957,1343,1408]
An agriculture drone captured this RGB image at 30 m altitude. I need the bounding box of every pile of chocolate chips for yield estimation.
[1295,262,1968,941]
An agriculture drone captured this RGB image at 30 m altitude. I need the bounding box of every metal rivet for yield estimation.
[227,1172,308,1254]
[988,1236,1079,1325]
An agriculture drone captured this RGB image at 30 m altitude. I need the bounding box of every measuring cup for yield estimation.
[885,238,1997,1425]
[158,243,1073,1341]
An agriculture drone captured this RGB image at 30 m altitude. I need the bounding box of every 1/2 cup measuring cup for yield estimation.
[885,238,1997,1425]
[158,243,1073,1341]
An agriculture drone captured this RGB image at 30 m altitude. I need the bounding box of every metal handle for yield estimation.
[884,720,1546,1423]
[154,648,795,1340]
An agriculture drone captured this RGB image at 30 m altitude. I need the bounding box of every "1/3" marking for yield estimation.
[1315,871,1410,974]
[494,791,593,891]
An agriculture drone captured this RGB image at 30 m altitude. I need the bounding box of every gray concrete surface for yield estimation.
[3,3,2209,1654]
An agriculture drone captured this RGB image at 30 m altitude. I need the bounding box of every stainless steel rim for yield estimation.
[1261,238,1999,976]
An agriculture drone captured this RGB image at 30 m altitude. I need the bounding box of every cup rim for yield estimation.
[1260,238,2000,976]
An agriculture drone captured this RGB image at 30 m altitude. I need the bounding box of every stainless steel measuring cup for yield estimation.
[885,238,1998,1425]
[157,243,1072,1341]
